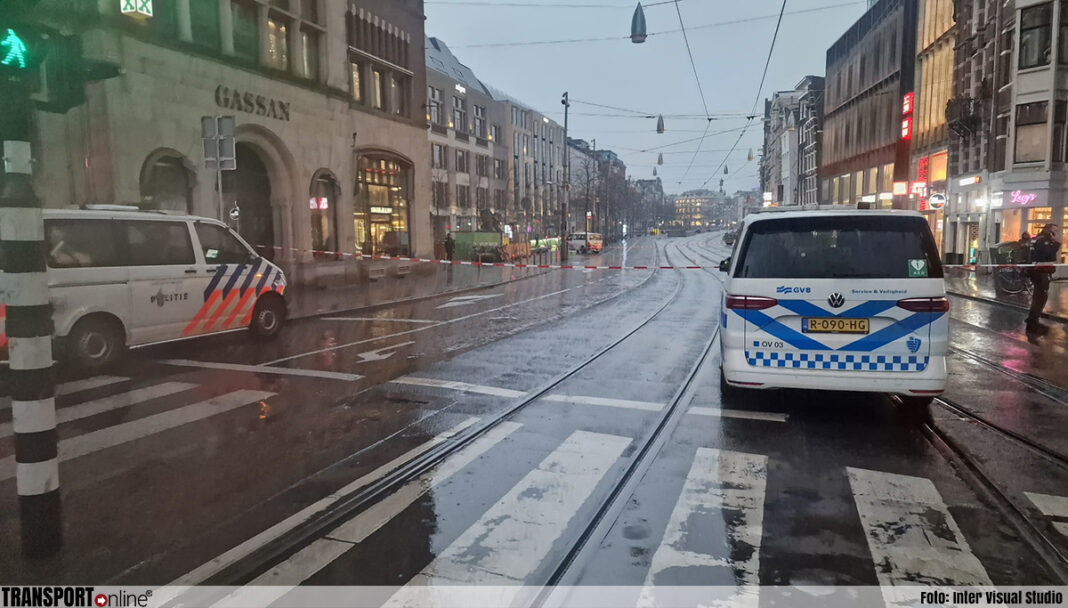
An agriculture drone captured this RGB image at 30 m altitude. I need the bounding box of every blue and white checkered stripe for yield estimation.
[745,350,929,372]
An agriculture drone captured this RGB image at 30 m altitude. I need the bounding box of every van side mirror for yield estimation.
[718,258,731,272]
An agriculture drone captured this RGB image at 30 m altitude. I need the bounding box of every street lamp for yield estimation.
[656,114,665,134]
[631,3,647,43]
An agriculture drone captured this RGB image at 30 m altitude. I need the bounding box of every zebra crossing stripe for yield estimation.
[208,422,524,608]
[0,382,197,439]
[846,467,992,600]
[638,448,767,608]
[384,431,631,608]
[0,390,274,483]
[151,418,483,606]
[1025,492,1068,538]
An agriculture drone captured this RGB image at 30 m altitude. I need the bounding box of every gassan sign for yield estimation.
[215,86,291,121]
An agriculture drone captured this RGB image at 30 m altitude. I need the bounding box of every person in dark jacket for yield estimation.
[444,232,455,261]
[1026,223,1061,334]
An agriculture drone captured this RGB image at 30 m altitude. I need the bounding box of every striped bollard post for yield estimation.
[1,84,62,557]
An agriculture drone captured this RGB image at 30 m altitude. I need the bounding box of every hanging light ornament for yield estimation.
[747,148,754,161]
[656,114,665,134]
[657,153,664,165]
[724,165,729,175]
[653,167,658,176]
[631,3,648,44]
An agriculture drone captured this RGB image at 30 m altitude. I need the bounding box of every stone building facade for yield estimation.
[30,0,431,285]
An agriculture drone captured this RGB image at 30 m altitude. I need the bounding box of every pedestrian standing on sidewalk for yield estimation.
[1026,223,1061,335]
[444,232,455,261]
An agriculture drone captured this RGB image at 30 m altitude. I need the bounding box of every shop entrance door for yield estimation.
[228,143,275,258]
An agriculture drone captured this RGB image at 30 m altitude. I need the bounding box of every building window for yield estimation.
[310,173,339,253]
[1015,101,1048,163]
[476,187,488,210]
[433,181,449,208]
[432,144,446,169]
[474,105,486,138]
[351,62,363,102]
[491,124,501,142]
[476,155,489,178]
[1054,100,1066,162]
[493,158,505,180]
[372,69,385,109]
[453,96,467,132]
[428,86,444,124]
[301,0,319,23]
[457,185,470,208]
[301,30,319,80]
[355,156,411,255]
[266,17,289,70]
[1020,4,1052,69]
[232,1,259,61]
[456,150,468,173]
[1060,7,1068,63]
[140,153,192,213]
[394,74,410,116]
[190,0,221,50]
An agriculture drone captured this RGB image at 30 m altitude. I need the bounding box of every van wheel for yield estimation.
[67,316,125,371]
[250,296,285,339]
[899,396,934,423]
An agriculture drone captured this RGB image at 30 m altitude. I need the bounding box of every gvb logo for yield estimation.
[776,286,812,294]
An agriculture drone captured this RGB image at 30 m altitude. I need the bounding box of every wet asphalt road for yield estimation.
[0,233,1066,595]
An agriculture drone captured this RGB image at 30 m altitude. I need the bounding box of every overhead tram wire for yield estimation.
[425,0,682,7]
[671,0,716,186]
[702,0,790,189]
[449,1,865,48]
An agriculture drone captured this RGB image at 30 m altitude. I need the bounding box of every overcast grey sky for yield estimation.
[423,0,868,196]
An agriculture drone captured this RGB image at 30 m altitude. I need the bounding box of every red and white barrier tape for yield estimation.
[263,246,1067,272]
[944,263,1067,270]
[264,246,704,271]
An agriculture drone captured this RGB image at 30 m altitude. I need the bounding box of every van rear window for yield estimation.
[734,216,943,279]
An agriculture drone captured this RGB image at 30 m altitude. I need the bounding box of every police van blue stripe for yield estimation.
[746,350,929,372]
[239,260,262,295]
[841,312,944,352]
[221,264,247,298]
[204,264,228,300]
[733,309,830,351]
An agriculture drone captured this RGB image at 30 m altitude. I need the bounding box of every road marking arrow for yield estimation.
[435,294,503,309]
[357,341,416,363]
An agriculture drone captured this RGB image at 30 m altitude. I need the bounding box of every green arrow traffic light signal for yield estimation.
[1,28,30,69]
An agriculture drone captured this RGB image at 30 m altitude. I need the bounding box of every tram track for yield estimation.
[163,238,727,596]
[919,407,1068,581]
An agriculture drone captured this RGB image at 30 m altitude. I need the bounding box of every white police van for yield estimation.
[1,208,287,371]
[718,210,948,411]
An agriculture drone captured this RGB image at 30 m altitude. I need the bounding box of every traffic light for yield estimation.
[0,22,53,79]
[39,34,123,114]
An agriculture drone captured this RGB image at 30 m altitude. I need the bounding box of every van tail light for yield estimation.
[725,295,778,310]
[897,297,950,313]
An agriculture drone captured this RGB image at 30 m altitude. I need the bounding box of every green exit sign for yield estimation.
[120,0,153,19]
